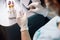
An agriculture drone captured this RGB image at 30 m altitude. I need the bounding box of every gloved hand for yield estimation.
[16,10,28,31]
[28,2,48,17]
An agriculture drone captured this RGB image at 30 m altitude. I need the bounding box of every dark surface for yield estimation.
[0,24,21,40]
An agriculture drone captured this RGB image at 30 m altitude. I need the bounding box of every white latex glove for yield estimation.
[28,2,48,17]
[16,10,28,31]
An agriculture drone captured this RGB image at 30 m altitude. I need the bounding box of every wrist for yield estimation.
[20,25,29,32]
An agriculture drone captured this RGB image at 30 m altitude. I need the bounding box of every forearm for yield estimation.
[21,30,31,40]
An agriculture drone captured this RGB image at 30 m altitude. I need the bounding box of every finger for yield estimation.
[29,8,39,12]
[24,12,27,17]
[16,11,20,18]
[19,11,23,18]
[19,10,26,18]
[28,2,40,7]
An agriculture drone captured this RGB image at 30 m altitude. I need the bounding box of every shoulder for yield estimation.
[33,16,59,40]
